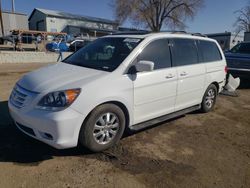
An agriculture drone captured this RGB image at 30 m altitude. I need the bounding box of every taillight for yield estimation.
[224,66,228,73]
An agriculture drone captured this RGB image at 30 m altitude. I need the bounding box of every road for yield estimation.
[0,63,250,188]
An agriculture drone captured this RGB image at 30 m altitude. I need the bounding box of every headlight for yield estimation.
[37,88,81,111]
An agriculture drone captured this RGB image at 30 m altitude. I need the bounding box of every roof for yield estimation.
[110,31,208,38]
[29,8,118,25]
[66,25,115,33]
[2,10,27,16]
[206,32,232,37]
[106,32,213,41]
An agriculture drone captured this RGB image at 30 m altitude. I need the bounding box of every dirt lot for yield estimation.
[0,63,250,188]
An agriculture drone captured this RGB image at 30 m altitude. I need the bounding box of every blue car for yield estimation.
[225,42,250,79]
[46,41,69,52]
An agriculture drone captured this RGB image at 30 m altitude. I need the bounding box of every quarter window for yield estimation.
[138,39,171,70]
[198,40,222,62]
[171,39,199,66]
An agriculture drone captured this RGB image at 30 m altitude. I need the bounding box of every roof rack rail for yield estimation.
[161,31,207,37]
[191,33,207,37]
[160,30,187,34]
[110,30,207,38]
[111,31,150,35]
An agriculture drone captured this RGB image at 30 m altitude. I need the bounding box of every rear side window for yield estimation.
[139,39,171,70]
[171,39,199,66]
[198,40,222,62]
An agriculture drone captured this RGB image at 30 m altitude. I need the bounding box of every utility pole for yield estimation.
[0,0,4,36]
[12,0,15,13]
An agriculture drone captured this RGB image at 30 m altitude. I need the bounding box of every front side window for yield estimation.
[63,37,142,72]
[138,39,171,70]
[198,40,222,62]
[171,39,199,66]
[231,43,250,54]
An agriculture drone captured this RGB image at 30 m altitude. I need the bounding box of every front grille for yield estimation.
[16,122,36,137]
[10,84,36,109]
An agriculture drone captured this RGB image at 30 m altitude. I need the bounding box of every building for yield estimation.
[28,8,119,37]
[0,10,28,37]
[206,32,243,51]
[244,32,250,41]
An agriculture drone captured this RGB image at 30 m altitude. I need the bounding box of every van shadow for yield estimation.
[0,100,188,166]
[0,101,90,165]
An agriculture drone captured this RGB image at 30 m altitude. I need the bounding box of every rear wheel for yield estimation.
[200,84,218,113]
[79,104,125,152]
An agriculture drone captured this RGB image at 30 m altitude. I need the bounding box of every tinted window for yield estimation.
[198,40,222,62]
[231,43,250,54]
[138,39,171,70]
[63,37,142,72]
[75,41,83,46]
[171,39,198,66]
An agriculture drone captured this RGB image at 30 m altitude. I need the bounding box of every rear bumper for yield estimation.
[8,101,85,149]
[228,68,250,78]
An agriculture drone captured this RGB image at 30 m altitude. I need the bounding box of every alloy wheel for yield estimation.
[93,112,119,145]
[205,89,216,109]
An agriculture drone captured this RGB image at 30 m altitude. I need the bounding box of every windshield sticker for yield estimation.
[123,38,141,43]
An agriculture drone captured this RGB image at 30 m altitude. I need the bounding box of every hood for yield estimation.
[18,63,108,93]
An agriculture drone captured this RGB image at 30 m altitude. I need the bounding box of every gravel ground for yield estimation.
[0,63,250,188]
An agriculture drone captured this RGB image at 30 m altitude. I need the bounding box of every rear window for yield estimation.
[198,40,222,62]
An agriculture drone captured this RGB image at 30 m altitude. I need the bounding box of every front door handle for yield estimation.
[165,74,175,79]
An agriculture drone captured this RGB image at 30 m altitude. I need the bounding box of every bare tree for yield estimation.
[112,0,204,31]
[234,6,250,33]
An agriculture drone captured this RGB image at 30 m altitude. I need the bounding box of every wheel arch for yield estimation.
[210,82,219,94]
[82,100,130,129]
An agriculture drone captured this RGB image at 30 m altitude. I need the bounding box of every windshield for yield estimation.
[63,37,142,72]
[230,43,250,54]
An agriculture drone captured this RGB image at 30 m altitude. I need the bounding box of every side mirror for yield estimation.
[135,60,154,72]
[127,60,155,74]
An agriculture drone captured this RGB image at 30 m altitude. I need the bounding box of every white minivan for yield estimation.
[8,32,227,152]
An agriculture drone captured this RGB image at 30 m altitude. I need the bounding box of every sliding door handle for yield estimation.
[180,72,188,76]
[165,74,175,79]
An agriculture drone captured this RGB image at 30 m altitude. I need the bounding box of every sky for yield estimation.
[1,0,248,34]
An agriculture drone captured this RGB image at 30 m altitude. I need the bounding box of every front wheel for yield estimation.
[79,104,125,152]
[200,84,218,113]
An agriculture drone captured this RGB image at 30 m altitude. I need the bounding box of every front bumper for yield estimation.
[8,101,85,149]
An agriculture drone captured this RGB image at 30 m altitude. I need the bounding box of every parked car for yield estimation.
[8,32,227,152]
[46,41,69,52]
[69,39,92,52]
[0,35,16,44]
[225,42,250,78]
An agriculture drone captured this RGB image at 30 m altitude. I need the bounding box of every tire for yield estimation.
[79,104,125,152]
[200,84,218,113]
